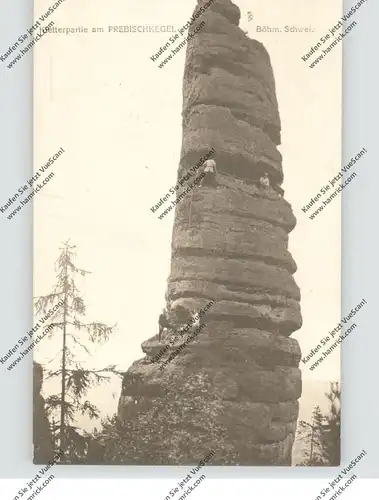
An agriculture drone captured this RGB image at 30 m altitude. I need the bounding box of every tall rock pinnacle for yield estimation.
[117,0,302,465]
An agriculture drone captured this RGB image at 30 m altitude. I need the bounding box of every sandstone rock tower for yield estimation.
[117,0,302,465]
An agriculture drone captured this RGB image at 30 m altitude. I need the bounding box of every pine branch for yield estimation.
[64,345,77,365]
[67,333,92,356]
[79,400,101,420]
[46,345,77,378]
[74,321,117,344]
[66,370,93,398]
[34,291,65,301]
[76,364,123,377]
[34,295,64,316]
[45,395,76,421]
[46,369,62,380]
[67,259,92,277]
[39,322,65,337]
[71,296,86,316]
[44,349,64,365]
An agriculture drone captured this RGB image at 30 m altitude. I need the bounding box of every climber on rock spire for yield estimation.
[259,171,284,197]
[190,311,201,333]
[201,158,218,187]
[259,172,270,190]
[158,308,171,341]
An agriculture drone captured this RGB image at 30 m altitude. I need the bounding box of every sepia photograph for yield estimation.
[31,0,343,466]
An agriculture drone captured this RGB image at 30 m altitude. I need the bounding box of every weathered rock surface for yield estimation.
[117,0,302,465]
[33,361,53,464]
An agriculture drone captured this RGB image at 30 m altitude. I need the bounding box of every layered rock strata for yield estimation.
[118,0,302,465]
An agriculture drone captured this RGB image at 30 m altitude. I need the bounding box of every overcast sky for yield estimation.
[33,0,342,429]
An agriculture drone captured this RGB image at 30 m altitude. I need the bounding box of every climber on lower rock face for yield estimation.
[190,311,201,332]
[158,308,171,341]
[201,158,218,187]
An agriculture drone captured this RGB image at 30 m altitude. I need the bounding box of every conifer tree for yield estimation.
[323,381,341,466]
[296,381,341,466]
[34,240,118,462]
[297,405,327,466]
